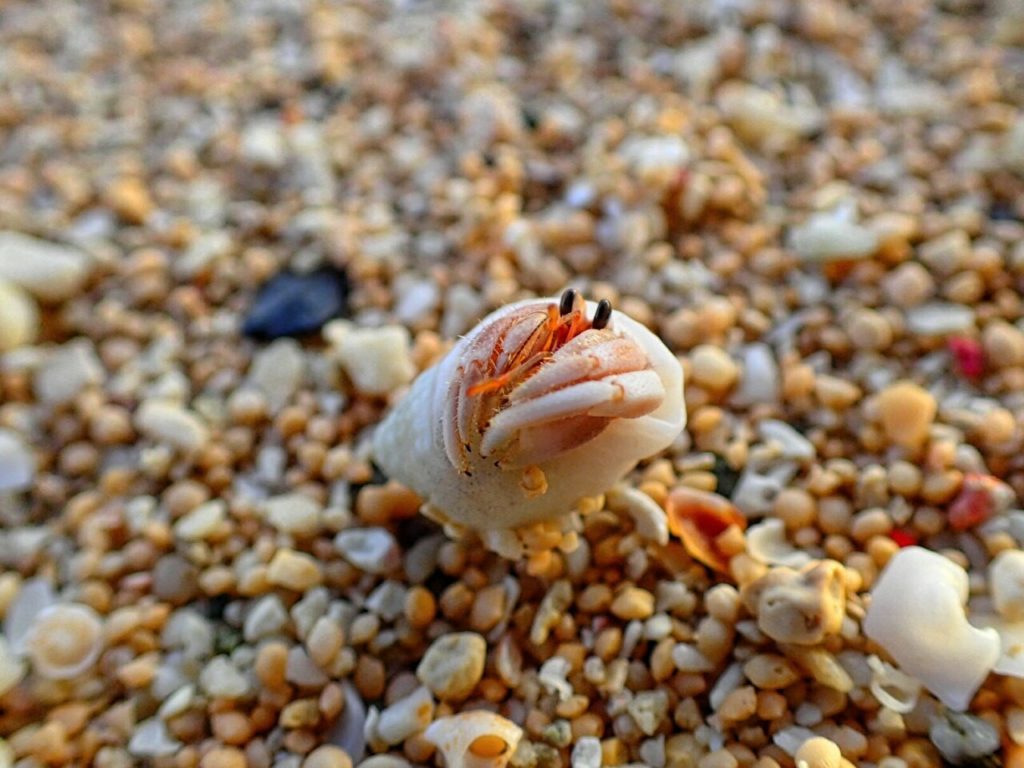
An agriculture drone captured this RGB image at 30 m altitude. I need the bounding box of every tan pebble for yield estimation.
[847,309,892,351]
[888,461,922,496]
[795,736,843,768]
[977,408,1016,446]
[610,587,655,620]
[773,488,817,529]
[303,745,354,768]
[718,685,757,722]
[690,345,739,392]
[266,549,323,591]
[983,320,1024,368]
[875,381,936,451]
[404,586,437,629]
[356,482,421,524]
[306,617,344,669]
[740,560,846,645]
[105,177,154,224]
[699,748,740,768]
[354,655,386,700]
[743,654,800,689]
[814,375,862,410]
[116,654,157,688]
[211,711,253,746]
[469,584,507,633]
[416,632,486,701]
[255,642,289,690]
[280,699,321,729]
[882,262,934,307]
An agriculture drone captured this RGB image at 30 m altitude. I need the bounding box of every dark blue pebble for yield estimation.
[243,267,350,339]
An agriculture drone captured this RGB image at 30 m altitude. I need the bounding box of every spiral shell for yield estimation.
[373,291,685,552]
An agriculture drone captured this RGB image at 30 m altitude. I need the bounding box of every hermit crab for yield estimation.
[373,289,686,557]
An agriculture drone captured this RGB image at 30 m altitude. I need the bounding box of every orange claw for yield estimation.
[665,486,747,573]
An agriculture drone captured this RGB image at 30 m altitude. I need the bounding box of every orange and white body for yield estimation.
[373,290,686,555]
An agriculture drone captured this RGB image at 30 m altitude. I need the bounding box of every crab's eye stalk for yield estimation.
[592,299,612,330]
[559,288,578,316]
[372,292,686,558]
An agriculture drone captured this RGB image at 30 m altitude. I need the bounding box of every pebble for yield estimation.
[610,587,656,620]
[287,646,329,687]
[334,528,402,574]
[0,278,38,351]
[794,736,843,768]
[571,736,603,768]
[264,493,322,536]
[740,561,846,645]
[690,345,739,392]
[303,746,354,768]
[416,632,486,701]
[244,595,289,643]
[0,637,26,697]
[326,322,416,396]
[0,429,34,492]
[199,656,251,699]
[104,177,154,223]
[375,685,435,744]
[919,230,970,275]
[152,555,199,605]
[128,718,182,758]
[267,549,323,591]
[33,339,105,405]
[983,320,1024,367]
[875,381,936,451]
[790,207,879,262]
[135,400,210,453]
[0,231,92,301]
[174,500,227,541]
[759,420,816,461]
[905,303,976,336]
[732,343,781,406]
[243,268,350,339]
[240,119,288,168]
[247,339,306,412]
[882,262,935,308]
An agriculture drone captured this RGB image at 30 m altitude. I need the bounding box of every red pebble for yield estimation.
[889,529,918,548]
[948,336,985,379]
[948,473,1005,531]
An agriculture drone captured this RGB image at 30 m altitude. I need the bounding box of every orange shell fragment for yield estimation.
[665,486,747,573]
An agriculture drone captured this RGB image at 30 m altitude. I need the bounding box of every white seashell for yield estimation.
[373,291,685,551]
[423,710,524,768]
[863,546,1000,710]
[867,654,921,714]
[746,518,812,568]
[23,602,104,680]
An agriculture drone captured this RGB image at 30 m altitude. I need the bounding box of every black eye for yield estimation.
[559,289,578,316]
[592,299,612,329]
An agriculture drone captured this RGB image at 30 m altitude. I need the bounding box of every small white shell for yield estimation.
[867,654,921,714]
[746,518,812,568]
[24,603,104,680]
[423,710,524,768]
[863,546,999,711]
[373,294,685,548]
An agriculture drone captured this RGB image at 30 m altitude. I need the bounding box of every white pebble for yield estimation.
[247,339,306,412]
[128,718,182,758]
[759,419,815,461]
[157,684,195,720]
[135,400,210,452]
[375,685,435,745]
[990,550,1024,620]
[243,594,289,642]
[0,637,26,697]
[732,343,780,406]
[325,322,416,396]
[199,656,250,699]
[173,500,226,541]
[0,231,92,302]
[571,736,603,768]
[0,278,38,351]
[240,119,287,168]
[263,493,322,536]
[905,303,976,336]
[33,339,105,405]
[790,207,879,262]
[334,528,401,574]
[0,429,34,493]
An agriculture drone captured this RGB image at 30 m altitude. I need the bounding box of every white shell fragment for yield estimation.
[24,603,105,680]
[373,292,685,552]
[423,710,524,768]
[746,518,812,568]
[863,546,1000,710]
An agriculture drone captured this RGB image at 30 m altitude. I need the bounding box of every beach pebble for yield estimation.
[0,231,92,301]
[0,637,26,696]
[740,560,845,645]
[244,268,350,339]
[416,632,486,701]
[875,381,936,451]
[152,555,199,605]
[732,343,780,406]
[690,345,739,392]
[375,686,435,745]
[240,119,288,168]
[264,493,322,536]
[882,262,935,308]
[200,656,251,699]
[33,339,105,405]
[905,303,976,336]
[919,230,970,275]
[718,82,822,147]
[571,737,603,768]
[128,718,182,758]
[983,320,1024,368]
[0,278,38,351]
[303,746,355,768]
[759,420,815,461]
[326,322,415,396]
[0,429,34,492]
[990,550,1024,620]
[136,400,210,453]
[929,712,1000,766]
[247,339,306,412]
[267,549,323,591]
[334,528,401,574]
[790,207,879,262]
[244,595,289,642]
[174,500,226,541]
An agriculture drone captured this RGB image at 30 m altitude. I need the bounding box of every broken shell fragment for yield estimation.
[665,486,746,573]
[423,710,524,768]
[746,518,812,568]
[373,291,685,556]
[740,560,845,645]
[863,546,999,711]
